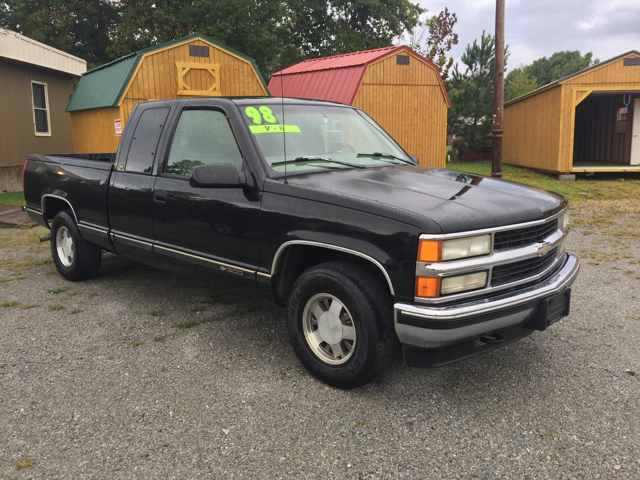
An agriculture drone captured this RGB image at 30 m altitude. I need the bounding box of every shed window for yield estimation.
[397,55,410,65]
[623,58,640,66]
[189,45,210,57]
[31,82,50,135]
[166,110,243,177]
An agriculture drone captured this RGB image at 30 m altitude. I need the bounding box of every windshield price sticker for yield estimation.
[249,125,301,134]
[245,106,278,124]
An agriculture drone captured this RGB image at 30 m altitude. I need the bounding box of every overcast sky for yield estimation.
[416,0,640,70]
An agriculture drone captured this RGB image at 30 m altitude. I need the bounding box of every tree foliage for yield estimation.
[0,0,118,69]
[404,8,458,84]
[447,31,507,152]
[504,50,599,101]
[1,0,422,78]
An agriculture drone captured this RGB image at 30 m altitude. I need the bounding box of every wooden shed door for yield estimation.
[632,98,640,165]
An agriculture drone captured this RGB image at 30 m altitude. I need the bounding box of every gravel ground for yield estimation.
[0,213,639,479]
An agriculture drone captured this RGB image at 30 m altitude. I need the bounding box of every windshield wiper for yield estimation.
[356,152,415,165]
[272,156,366,169]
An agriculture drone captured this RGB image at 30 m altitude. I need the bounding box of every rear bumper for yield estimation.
[394,253,580,367]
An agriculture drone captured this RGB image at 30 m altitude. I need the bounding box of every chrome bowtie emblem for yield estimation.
[534,241,552,256]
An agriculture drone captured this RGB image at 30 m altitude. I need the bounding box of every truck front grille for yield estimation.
[491,249,557,286]
[494,219,558,251]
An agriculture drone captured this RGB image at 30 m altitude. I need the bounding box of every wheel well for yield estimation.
[43,196,75,226]
[272,244,392,305]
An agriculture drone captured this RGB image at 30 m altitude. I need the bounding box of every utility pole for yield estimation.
[492,0,505,178]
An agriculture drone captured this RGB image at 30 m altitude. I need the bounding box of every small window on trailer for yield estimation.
[31,82,51,136]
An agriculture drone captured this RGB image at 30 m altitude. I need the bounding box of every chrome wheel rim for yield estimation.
[302,293,356,365]
[56,226,75,267]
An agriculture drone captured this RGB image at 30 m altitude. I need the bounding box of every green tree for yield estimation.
[0,0,118,69]
[504,67,537,102]
[515,50,599,88]
[447,31,508,152]
[109,0,423,79]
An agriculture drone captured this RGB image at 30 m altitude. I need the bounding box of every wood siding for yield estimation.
[70,107,121,153]
[120,39,267,123]
[72,39,268,153]
[0,59,75,189]
[354,54,448,168]
[563,54,640,86]
[504,86,563,171]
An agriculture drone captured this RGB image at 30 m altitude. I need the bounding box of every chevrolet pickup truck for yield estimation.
[23,98,580,388]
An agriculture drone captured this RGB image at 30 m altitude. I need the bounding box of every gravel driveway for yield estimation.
[1,213,639,479]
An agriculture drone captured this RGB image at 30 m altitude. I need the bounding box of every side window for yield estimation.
[125,107,170,174]
[166,110,243,176]
[31,82,50,135]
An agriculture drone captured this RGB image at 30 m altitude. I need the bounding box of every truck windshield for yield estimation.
[240,104,413,173]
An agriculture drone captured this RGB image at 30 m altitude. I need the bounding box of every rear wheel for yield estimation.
[50,211,101,281]
[287,261,394,389]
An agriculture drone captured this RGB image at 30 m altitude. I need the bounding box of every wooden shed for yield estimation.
[269,46,450,168]
[66,33,269,153]
[504,51,640,174]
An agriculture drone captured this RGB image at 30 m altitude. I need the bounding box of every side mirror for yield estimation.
[409,155,419,165]
[189,163,253,189]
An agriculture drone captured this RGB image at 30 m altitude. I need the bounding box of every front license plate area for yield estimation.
[524,289,571,331]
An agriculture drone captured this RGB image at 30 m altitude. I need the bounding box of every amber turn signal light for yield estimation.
[415,277,441,298]
[417,240,442,262]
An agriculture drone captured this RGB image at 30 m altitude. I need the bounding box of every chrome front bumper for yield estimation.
[394,253,580,349]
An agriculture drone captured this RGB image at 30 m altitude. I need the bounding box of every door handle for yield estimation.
[153,191,167,203]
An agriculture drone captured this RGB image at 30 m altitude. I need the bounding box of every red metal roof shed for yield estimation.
[269,46,450,167]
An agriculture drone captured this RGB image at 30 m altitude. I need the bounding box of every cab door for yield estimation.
[152,107,261,277]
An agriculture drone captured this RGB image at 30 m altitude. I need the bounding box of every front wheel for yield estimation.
[287,261,394,389]
[50,210,101,281]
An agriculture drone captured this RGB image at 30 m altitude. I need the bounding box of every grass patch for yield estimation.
[154,335,166,342]
[49,305,65,311]
[70,309,84,314]
[132,341,145,347]
[446,162,640,202]
[0,278,10,284]
[2,300,21,307]
[0,191,26,206]
[19,304,37,309]
[88,293,99,298]
[73,324,86,332]
[150,310,165,317]
[14,456,35,470]
[48,286,70,294]
[203,292,236,305]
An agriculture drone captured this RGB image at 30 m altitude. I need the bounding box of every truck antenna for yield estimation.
[280,69,288,184]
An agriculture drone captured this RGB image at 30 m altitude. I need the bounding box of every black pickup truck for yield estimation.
[23,97,580,388]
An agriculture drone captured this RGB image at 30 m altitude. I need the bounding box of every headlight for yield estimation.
[418,235,491,262]
[441,271,488,295]
[559,212,570,231]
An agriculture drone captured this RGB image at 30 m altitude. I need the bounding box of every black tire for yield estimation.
[287,261,394,389]
[50,210,102,281]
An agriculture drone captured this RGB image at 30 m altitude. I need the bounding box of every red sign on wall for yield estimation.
[114,119,122,137]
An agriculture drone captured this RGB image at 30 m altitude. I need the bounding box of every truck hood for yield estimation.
[286,165,566,234]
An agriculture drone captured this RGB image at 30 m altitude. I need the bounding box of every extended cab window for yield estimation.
[166,110,243,176]
[125,107,170,174]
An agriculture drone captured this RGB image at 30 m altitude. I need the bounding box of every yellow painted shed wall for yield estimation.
[70,107,121,153]
[503,86,563,171]
[504,53,640,173]
[71,38,268,153]
[353,54,448,168]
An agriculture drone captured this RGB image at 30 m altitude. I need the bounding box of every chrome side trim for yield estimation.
[113,233,154,251]
[154,245,255,274]
[271,240,395,295]
[418,208,567,241]
[41,194,77,226]
[397,253,579,323]
[257,272,271,279]
[78,223,109,239]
